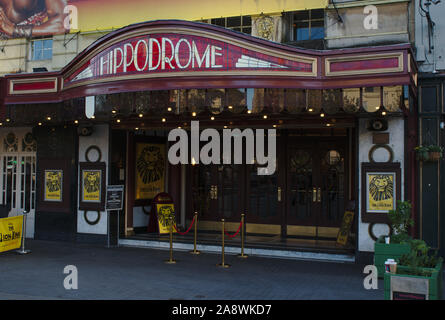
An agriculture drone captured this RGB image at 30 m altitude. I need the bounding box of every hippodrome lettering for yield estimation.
[97,36,224,76]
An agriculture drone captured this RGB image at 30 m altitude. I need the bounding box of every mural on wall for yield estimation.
[44,170,62,202]
[135,143,165,201]
[0,0,69,38]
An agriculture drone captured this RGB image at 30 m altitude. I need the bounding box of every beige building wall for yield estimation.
[0,31,107,76]
[325,0,411,49]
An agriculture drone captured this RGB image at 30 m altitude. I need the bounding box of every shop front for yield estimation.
[0,20,418,259]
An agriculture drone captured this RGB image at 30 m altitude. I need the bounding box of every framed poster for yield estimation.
[44,170,63,202]
[37,159,71,213]
[79,162,106,211]
[361,162,401,223]
[134,142,166,202]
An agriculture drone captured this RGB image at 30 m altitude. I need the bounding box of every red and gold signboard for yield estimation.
[64,32,316,88]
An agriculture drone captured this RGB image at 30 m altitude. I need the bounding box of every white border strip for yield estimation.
[119,239,355,263]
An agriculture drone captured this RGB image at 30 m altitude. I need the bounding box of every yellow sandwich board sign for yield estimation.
[156,203,177,235]
[0,216,23,253]
[336,210,355,246]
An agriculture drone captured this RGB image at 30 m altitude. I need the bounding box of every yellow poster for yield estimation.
[156,204,176,234]
[0,216,23,253]
[368,173,395,212]
[135,143,165,200]
[45,170,63,202]
[82,170,101,202]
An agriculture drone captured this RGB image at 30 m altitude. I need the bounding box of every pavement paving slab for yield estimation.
[0,239,415,300]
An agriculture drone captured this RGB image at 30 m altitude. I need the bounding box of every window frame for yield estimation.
[30,38,53,61]
[201,15,252,35]
[291,9,325,42]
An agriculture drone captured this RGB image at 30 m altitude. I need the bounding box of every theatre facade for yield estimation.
[0,20,418,261]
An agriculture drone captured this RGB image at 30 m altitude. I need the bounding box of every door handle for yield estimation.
[313,187,317,203]
[210,186,215,200]
[317,187,321,203]
[211,185,218,200]
[278,187,282,202]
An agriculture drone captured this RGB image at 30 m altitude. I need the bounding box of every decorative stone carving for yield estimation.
[252,14,283,43]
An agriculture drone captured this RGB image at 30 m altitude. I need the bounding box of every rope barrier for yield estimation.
[224,220,243,239]
[173,216,196,235]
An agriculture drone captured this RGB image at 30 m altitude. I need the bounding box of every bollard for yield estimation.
[16,211,31,255]
[189,212,201,255]
[238,214,248,259]
[164,216,176,264]
[217,219,230,268]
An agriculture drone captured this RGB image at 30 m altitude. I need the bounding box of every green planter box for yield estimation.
[384,258,443,300]
[374,242,410,278]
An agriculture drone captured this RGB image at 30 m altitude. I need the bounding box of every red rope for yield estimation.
[173,216,196,235]
[224,220,243,238]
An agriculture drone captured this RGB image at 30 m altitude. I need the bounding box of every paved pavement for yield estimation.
[0,239,405,300]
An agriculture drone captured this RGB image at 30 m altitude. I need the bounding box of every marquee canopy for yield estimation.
[1,20,417,107]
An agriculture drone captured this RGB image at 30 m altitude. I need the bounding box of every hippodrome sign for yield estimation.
[64,32,316,86]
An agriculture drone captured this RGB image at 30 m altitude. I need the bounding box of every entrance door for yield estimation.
[0,131,37,238]
[286,138,347,238]
[189,133,348,239]
[191,163,244,225]
[189,133,283,232]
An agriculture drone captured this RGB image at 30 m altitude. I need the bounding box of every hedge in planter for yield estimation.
[375,241,410,278]
[374,201,413,278]
[384,239,443,301]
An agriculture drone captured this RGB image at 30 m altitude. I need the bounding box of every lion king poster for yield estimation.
[44,170,63,202]
[135,143,166,200]
[367,173,395,213]
[156,203,176,234]
[82,170,101,202]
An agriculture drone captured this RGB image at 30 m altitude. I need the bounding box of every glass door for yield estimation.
[285,137,348,238]
[0,131,37,238]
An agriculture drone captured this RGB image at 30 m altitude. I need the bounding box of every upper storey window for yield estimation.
[30,39,53,61]
[293,9,325,41]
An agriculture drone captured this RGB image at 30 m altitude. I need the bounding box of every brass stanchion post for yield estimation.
[16,211,31,255]
[165,216,176,264]
[189,212,201,255]
[217,219,230,268]
[238,213,248,258]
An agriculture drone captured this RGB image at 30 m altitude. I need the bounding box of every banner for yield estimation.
[0,0,328,38]
[44,170,63,202]
[0,216,23,253]
[156,203,176,234]
[70,0,328,33]
[135,143,165,200]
